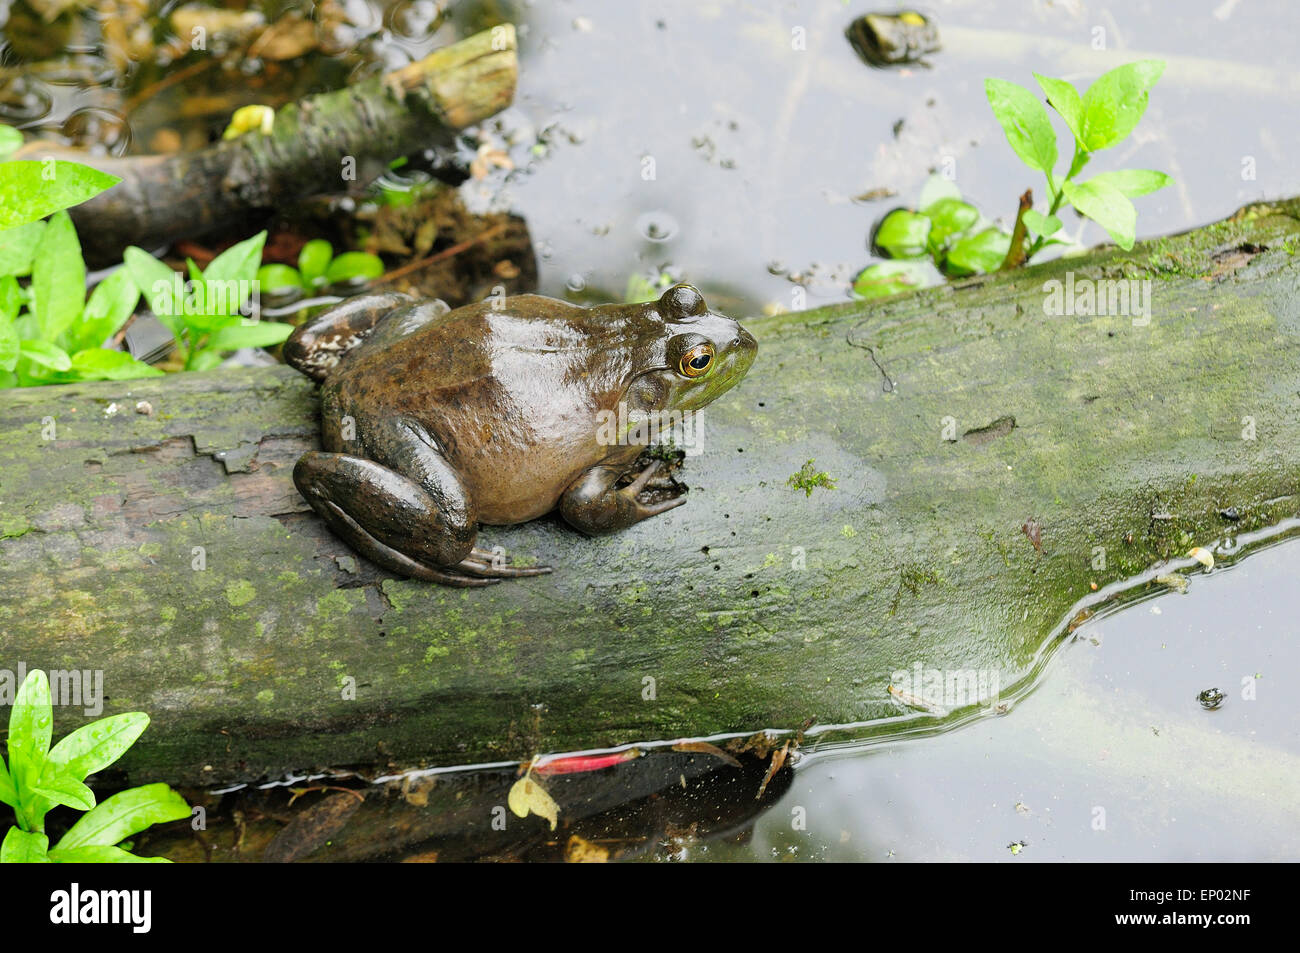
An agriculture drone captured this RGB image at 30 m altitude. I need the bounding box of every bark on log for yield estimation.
[3,200,1300,787]
[13,26,518,266]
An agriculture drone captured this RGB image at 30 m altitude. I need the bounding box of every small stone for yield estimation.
[135,400,153,415]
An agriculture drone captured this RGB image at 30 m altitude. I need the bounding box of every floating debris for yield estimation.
[507,774,559,830]
[888,684,949,716]
[1187,546,1215,569]
[1198,687,1226,710]
[1155,572,1188,593]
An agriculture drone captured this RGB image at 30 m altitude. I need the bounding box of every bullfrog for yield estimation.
[845,10,941,68]
[283,284,757,587]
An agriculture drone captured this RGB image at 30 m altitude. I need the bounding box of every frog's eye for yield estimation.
[678,342,715,378]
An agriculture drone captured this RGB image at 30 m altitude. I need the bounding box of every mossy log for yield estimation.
[14,26,518,266]
[3,201,1300,787]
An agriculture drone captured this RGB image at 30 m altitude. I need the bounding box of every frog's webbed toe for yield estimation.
[318,498,501,588]
[455,548,554,579]
[295,450,503,588]
[560,459,687,535]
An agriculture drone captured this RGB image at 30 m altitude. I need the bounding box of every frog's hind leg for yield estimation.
[295,420,552,586]
[282,292,415,380]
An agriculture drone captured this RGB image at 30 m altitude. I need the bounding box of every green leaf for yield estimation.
[54,783,190,851]
[8,670,52,807]
[326,251,384,284]
[67,349,164,381]
[61,268,140,353]
[187,347,226,371]
[256,263,303,293]
[0,288,19,372]
[1022,209,1062,238]
[1033,73,1084,143]
[874,209,932,259]
[0,220,45,277]
[1063,178,1137,249]
[30,210,85,342]
[204,230,266,287]
[0,124,22,160]
[48,845,170,863]
[985,78,1058,174]
[0,161,120,229]
[1085,169,1173,198]
[851,260,939,300]
[298,239,333,285]
[32,770,96,813]
[1,828,50,863]
[917,174,961,210]
[944,228,1012,276]
[921,198,979,248]
[0,757,18,809]
[1080,59,1166,152]
[46,712,150,782]
[18,339,72,371]
[124,246,186,339]
[206,320,293,352]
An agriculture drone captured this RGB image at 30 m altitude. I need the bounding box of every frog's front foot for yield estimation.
[294,450,551,587]
[559,459,687,535]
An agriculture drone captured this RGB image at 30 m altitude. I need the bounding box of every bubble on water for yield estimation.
[636,211,679,242]
[566,274,587,293]
[0,75,53,123]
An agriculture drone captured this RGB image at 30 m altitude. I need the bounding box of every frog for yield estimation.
[845,10,941,69]
[283,284,757,587]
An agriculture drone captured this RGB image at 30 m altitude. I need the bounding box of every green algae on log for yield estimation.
[2,200,1300,786]
[14,25,518,266]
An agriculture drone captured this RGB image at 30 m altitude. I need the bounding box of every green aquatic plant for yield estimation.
[256,239,385,295]
[986,59,1173,255]
[125,230,294,372]
[853,60,1173,300]
[1,670,189,863]
[0,123,163,386]
[788,459,838,497]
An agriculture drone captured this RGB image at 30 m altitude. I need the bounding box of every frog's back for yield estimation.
[326,295,644,521]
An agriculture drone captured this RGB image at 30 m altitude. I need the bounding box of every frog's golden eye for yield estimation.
[679,343,715,378]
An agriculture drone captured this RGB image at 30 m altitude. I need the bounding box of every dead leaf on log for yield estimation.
[263,791,364,862]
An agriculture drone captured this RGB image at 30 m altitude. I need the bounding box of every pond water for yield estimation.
[6,0,1298,862]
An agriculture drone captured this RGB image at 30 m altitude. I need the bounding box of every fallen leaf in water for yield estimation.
[508,775,559,830]
[249,11,318,61]
[564,835,609,863]
[1067,607,1093,633]
[263,791,364,862]
[671,741,742,767]
[1155,572,1188,593]
[756,741,790,800]
[1187,546,1215,569]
